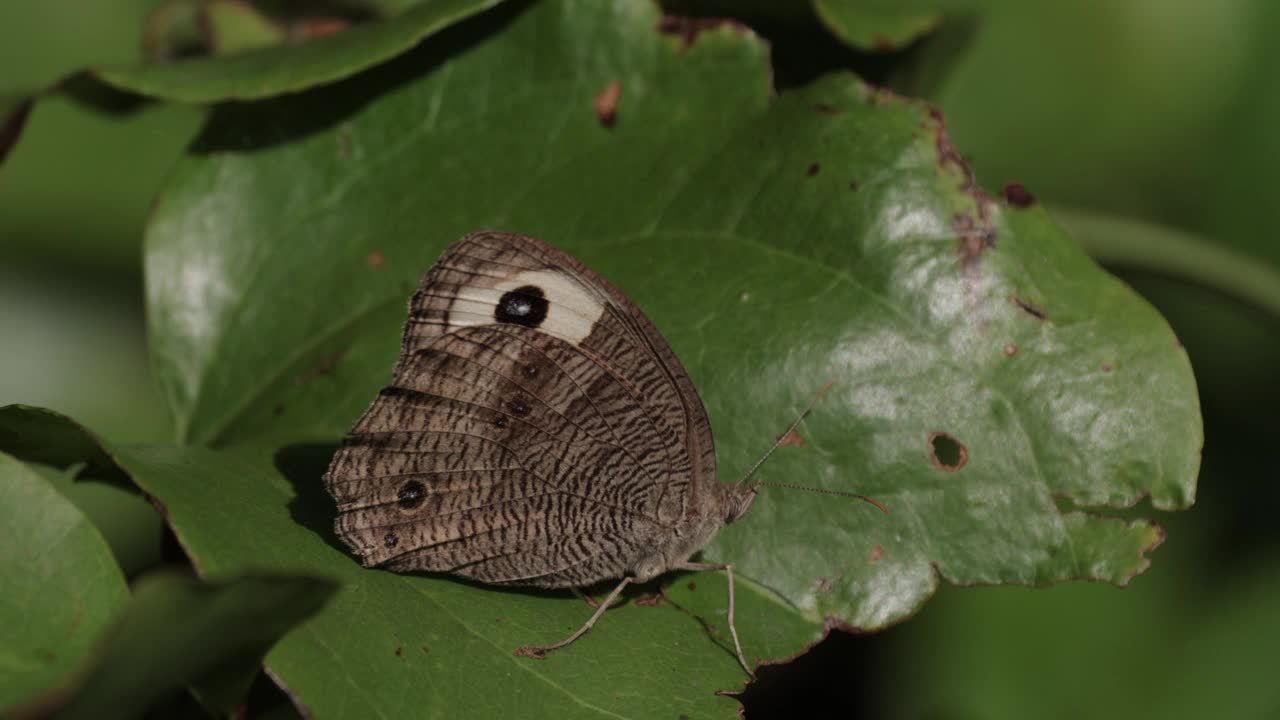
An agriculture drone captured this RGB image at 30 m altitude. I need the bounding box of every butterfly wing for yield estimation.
[323,231,717,588]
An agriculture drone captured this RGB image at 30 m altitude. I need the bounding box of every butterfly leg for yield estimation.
[570,587,601,609]
[681,561,755,679]
[516,577,632,659]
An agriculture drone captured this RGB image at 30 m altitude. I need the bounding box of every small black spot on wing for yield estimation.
[398,480,426,510]
[495,285,549,327]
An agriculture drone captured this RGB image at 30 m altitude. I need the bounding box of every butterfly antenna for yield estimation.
[736,379,837,488]
[757,482,888,514]
[736,379,888,515]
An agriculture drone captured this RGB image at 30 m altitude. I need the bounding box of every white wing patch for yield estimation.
[494,269,606,344]
[439,269,608,345]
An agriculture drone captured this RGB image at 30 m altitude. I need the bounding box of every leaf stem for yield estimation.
[1054,206,1280,321]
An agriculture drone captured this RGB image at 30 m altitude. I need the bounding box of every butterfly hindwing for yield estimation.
[323,232,718,588]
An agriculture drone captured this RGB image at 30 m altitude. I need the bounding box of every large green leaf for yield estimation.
[0,452,128,710]
[138,0,1199,713]
[129,444,807,717]
[15,571,338,720]
[91,0,505,103]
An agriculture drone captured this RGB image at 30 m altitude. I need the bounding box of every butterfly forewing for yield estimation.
[323,232,718,589]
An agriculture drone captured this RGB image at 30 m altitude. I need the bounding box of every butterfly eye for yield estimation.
[397,481,426,510]
[495,285,549,327]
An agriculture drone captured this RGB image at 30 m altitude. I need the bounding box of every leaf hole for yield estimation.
[928,432,967,471]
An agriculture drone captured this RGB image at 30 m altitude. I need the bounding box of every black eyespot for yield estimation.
[508,399,530,416]
[384,532,399,548]
[494,285,548,327]
[397,480,426,510]
[522,363,539,378]
[493,415,508,428]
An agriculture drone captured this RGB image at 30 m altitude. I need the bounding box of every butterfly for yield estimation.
[322,231,883,677]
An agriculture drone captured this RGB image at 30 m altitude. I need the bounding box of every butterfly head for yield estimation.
[723,484,759,524]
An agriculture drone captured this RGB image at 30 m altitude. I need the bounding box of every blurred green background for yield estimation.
[3,0,1277,717]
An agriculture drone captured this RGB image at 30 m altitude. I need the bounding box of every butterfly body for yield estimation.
[323,232,756,590]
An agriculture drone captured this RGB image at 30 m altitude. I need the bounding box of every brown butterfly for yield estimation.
[322,231,883,677]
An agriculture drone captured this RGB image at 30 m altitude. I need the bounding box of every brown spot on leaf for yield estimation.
[806,162,820,177]
[1003,343,1018,357]
[366,250,384,269]
[1011,295,1047,321]
[778,429,806,447]
[869,545,884,563]
[66,599,84,638]
[686,581,696,591]
[295,345,349,385]
[1002,181,1036,207]
[928,431,968,471]
[421,645,430,654]
[955,212,995,268]
[1101,362,1113,373]
[295,17,349,39]
[872,33,896,52]
[656,15,748,50]
[394,646,403,657]
[810,103,841,115]
[929,106,996,269]
[593,80,622,129]
[337,123,352,159]
[848,180,859,192]
[812,577,833,593]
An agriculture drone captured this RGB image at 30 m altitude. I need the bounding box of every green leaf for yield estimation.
[204,0,288,55]
[24,571,338,720]
[0,405,125,480]
[90,0,506,103]
[0,408,812,716]
[0,452,128,710]
[814,0,943,51]
[139,0,1199,711]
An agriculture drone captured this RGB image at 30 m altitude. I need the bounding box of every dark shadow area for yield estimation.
[0,99,32,164]
[60,73,154,115]
[738,626,894,719]
[659,0,977,94]
[274,441,350,556]
[190,0,536,154]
